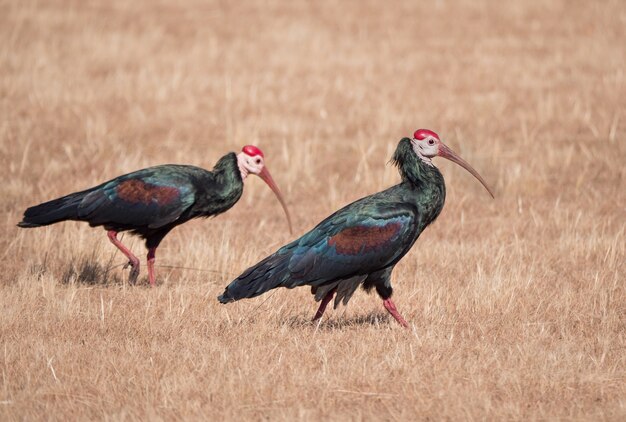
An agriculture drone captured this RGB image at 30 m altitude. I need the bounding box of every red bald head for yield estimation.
[242,145,264,158]
[413,129,440,141]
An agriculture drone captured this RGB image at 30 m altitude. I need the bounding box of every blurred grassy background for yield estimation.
[1,0,624,420]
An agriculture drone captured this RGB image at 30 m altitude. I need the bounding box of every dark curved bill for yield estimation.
[439,143,495,198]
[258,167,294,234]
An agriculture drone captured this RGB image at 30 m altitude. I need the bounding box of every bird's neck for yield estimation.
[392,138,446,223]
[191,152,244,216]
[392,138,444,189]
[211,152,244,195]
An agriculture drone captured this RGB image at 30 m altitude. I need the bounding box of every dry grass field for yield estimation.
[1,0,625,420]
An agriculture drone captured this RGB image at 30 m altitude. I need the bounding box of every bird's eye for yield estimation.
[255,158,261,164]
[428,139,435,145]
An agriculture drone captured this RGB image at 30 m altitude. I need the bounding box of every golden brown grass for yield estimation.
[1,0,625,420]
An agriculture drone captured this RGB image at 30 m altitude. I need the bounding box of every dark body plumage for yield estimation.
[219,138,446,312]
[18,153,243,249]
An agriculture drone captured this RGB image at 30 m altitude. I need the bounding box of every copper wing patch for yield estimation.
[327,222,403,255]
[116,179,179,206]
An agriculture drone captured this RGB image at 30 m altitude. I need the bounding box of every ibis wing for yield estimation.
[282,202,416,287]
[77,167,196,228]
[219,191,420,303]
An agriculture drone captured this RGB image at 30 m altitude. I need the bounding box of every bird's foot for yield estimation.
[124,260,140,285]
[312,288,337,322]
[107,231,141,285]
[383,299,409,328]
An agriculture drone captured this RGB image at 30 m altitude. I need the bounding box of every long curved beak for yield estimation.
[438,143,495,198]
[258,167,293,234]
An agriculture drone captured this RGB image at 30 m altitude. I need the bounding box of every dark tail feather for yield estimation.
[218,252,293,303]
[17,191,88,228]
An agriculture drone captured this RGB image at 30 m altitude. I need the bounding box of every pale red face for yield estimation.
[241,145,266,175]
[412,129,442,158]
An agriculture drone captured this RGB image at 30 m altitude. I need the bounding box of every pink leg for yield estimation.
[383,298,409,328]
[312,288,337,321]
[147,247,157,287]
[107,230,140,284]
